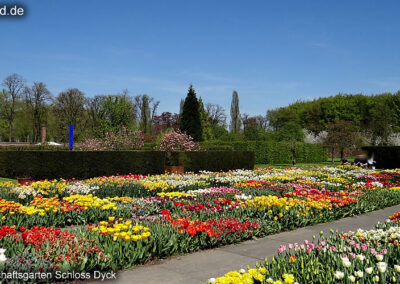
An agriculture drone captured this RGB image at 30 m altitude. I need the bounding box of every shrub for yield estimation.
[0,150,254,179]
[155,130,201,152]
[0,151,166,179]
[79,127,144,151]
[169,151,254,172]
[200,141,327,164]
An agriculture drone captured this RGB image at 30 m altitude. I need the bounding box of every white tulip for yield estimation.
[341,257,352,268]
[356,254,365,262]
[375,254,384,261]
[355,270,364,278]
[334,271,345,280]
[0,253,6,262]
[348,275,356,282]
[377,262,387,273]
[366,267,374,274]
[394,265,400,273]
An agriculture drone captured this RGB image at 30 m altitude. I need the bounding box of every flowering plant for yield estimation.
[155,129,201,152]
[80,126,144,151]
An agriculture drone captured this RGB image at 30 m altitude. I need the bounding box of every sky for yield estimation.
[1,0,399,116]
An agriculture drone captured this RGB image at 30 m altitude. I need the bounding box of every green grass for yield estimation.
[0,177,17,183]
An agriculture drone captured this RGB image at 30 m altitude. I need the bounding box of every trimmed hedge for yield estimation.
[362,146,400,169]
[200,141,327,164]
[169,151,254,172]
[0,150,255,179]
[0,151,166,179]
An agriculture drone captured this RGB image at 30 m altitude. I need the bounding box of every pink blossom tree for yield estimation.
[155,129,201,151]
[79,126,144,151]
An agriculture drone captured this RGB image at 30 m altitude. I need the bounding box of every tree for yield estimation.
[85,95,103,136]
[367,100,393,145]
[1,74,25,141]
[243,118,262,140]
[205,103,226,126]
[96,95,136,136]
[277,121,305,165]
[180,85,203,141]
[53,88,85,142]
[230,90,241,133]
[139,95,152,134]
[133,94,159,128]
[198,97,213,140]
[324,120,359,163]
[152,112,179,135]
[24,82,52,142]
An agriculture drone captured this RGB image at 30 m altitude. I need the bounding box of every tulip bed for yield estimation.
[0,166,399,282]
[210,212,400,284]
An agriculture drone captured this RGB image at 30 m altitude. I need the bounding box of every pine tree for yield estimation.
[180,85,203,141]
[198,97,213,140]
[230,90,241,133]
[140,94,152,134]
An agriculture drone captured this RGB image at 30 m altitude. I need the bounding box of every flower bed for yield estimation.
[0,166,399,281]
[210,212,400,284]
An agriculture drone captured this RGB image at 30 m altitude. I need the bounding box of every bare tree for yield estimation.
[25,82,52,142]
[1,74,25,141]
[85,95,103,132]
[53,88,85,142]
[205,103,226,126]
[254,115,268,130]
[133,94,160,124]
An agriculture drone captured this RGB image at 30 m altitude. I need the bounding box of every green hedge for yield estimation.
[200,141,327,164]
[0,151,166,179]
[362,146,400,169]
[169,151,254,172]
[0,150,255,179]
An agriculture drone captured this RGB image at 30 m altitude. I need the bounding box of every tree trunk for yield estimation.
[331,147,334,164]
[340,149,344,161]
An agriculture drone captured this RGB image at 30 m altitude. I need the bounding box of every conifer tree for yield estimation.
[198,97,213,140]
[230,90,241,133]
[180,85,203,141]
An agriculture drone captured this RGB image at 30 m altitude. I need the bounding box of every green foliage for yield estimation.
[243,121,263,141]
[230,91,241,133]
[198,97,213,140]
[362,146,400,169]
[200,141,327,164]
[0,151,166,179]
[324,120,361,161]
[139,95,152,134]
[276,121,304,142]
[0,150,255,179]
[180,85,203,141]
[98,95,135,135]
[267,92,400,137]
[168,151,254,171]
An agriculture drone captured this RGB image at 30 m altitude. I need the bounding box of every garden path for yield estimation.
[93,205,400,284]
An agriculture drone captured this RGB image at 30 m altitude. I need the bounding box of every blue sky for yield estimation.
[1,0,399,116]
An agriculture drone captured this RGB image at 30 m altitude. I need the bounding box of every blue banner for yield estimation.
[69,125,74,151]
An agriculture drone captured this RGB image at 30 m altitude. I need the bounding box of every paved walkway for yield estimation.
[96,205,400,284]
